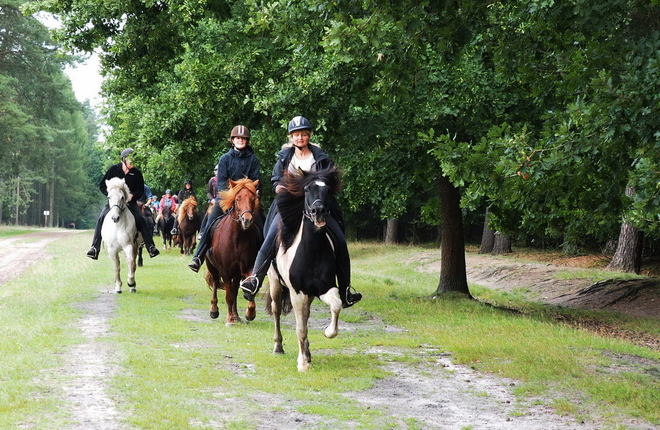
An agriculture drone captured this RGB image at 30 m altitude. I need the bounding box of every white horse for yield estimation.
[101,177,140,293]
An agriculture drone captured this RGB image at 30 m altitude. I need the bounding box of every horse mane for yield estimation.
[178,197,198,223]
[276,167,340,250]
[106,177,130,199]
[218,178,260,212]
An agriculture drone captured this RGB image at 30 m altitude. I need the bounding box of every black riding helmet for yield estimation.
[288,116,312,134]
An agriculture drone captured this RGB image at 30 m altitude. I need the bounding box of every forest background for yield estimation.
[4,0,660,293]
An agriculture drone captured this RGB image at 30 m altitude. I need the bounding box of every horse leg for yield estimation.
[291,291,313,372]
[270,276,284,354]
[137,243,144,267]
[319,286,342,339]
[210,281,220,319]
[245,299,256,322]
[126,245,137,293]
[110,250,122,294]
[245,273,256,322]
[225,279,240,326]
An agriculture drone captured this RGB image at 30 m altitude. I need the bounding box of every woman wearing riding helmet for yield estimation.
[188,125,262,272]
[240,116,362,308]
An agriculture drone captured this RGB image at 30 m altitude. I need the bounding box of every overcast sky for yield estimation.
[64,55,103,107]
[36,13,104,107]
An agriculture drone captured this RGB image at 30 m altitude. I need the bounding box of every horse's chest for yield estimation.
[279,225,336,295]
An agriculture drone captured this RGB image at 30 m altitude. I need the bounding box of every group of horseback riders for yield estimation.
[87,116,362,309]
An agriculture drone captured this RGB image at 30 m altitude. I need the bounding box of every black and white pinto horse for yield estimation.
[265,167,343,372]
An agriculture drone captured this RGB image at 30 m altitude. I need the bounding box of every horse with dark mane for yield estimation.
[178,197,201,255]
[137,202,156,267]
[158,206,175,249]
[204,178,261,325]
[264,167,343,372]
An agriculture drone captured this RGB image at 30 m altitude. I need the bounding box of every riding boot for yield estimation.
[188,232,209,273]
[87,204,110,260]
[327,217,362,308]
[131,202,159,258]
[188,204,223,272]
[240,212,279,301]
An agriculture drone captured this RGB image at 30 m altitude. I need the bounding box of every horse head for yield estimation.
[303,179,332,229]
[279,168,340,230]
[179,197,198,224]
[106,177,130,223]
[220,178,260,230]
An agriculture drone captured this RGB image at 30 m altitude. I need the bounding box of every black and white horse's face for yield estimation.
[304,179,330,229]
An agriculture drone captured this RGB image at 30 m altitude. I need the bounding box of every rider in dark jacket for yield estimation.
[86,148,160,260]
[188,125,262,272]
[240,116,361,308]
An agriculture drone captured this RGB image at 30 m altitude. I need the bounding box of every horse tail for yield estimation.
[204,271,213,290]
[264,287,292,316]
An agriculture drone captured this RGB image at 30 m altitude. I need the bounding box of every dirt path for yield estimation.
[3,232,656,429]
[0,230,82,285]
[0,230,124,429]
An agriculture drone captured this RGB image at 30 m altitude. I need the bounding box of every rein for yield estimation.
[110,203,126,213]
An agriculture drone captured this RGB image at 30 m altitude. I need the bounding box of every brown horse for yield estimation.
[204,178,261,325]
[178,197,201,255]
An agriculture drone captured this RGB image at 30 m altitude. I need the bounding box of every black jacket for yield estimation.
[270,144,333,193]
[99,162,145,201]
[217,145,261,193]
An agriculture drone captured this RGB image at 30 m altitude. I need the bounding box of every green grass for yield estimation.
[0,225,42,238]
[0,235,658,428]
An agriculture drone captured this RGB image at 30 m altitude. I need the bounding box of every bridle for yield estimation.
[229,198,254,223]
[303,198,324,221]
[110,195,127,213]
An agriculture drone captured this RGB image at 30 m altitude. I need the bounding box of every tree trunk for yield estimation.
[491,232,512,255]
[607,222,643,274]
[607,185,644,274]
[49,171,55,228]
[434,175,470,296]
[15,176,20,226]
[479,207,495,254]
[384,218,398,244]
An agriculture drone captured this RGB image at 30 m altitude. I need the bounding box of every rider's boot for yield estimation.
[188,256,202,273]
[86,246,99,260]
[342,286,362,308]
[148,246,160,258]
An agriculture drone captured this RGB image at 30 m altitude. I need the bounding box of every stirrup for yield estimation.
[188,257,201,273]
[343,286,362,308]
[86,246,99,260]
[240,276,260,301]
[240,276,260,295]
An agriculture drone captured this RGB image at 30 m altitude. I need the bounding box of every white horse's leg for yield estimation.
[319,287,342,339]
[126,244,137,293]
[110,248,122,294]
[291,291,312,372]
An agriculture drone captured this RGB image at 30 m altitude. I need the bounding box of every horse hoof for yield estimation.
[130,288,137,293]
[245,309,256,322]
[115,290,122,294]
[210,311,220,319]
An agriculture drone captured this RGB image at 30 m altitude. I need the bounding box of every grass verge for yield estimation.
[0,232,658,428]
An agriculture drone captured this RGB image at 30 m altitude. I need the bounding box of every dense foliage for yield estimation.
[18,0,660,283]
[1,1,101,228]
